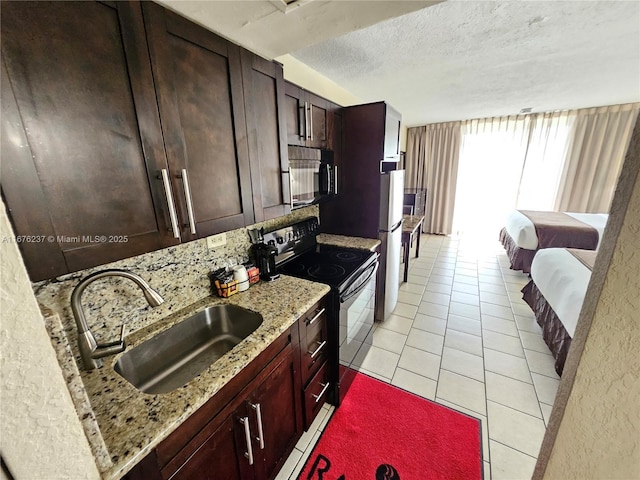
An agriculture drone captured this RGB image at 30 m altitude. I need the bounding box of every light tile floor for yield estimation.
[277,234,560,480]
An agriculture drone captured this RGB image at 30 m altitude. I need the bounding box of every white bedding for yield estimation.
[530,248,592,338]
[505,211,608,250]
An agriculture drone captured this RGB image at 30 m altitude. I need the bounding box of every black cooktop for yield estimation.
[278,244,374,291]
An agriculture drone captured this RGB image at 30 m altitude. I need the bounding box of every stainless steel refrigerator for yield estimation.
[376,169,404,320]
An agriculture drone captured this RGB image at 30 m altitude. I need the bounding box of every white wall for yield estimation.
[276,54,362,106]
[0,200,99,479]
[543,152,640,478]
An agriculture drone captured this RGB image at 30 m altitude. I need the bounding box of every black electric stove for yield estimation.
[278,244,373,293]
[250,217,379,405]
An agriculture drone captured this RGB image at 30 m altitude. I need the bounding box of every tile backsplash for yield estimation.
[34,206,318,357]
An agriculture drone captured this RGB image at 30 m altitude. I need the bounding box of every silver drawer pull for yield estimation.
[239,416,254,465]
[249,402,265,450]
[308,340,327,359]
[306,308,325,327]
[160,169,180,239]
[312,382,330,403]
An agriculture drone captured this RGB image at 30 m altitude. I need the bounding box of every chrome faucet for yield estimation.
[71,269,164,370]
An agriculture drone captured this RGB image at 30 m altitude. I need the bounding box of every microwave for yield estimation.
[288,146,337,208]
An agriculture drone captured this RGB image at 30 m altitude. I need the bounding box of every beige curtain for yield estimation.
[405,127,427,190]
[554,103,640,212]
[405,123,461,234]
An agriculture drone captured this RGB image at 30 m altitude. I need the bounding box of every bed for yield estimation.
[521,248,596,376]
[499,210,607,273]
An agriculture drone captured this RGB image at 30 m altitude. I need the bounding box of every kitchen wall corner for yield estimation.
[0,200,100,479]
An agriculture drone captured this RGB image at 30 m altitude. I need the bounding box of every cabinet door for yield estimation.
[306,93,329,149]
[241,52,291,222]
[384,104,402,158]
[249,346,302,480]
[166,411,254,480]
[327,105,343,192]
[1,1,177,281]
[143,3,255,239]
[283,83,329,149]
[284,82,306,146]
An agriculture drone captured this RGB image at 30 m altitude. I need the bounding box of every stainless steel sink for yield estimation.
[114,305,263,394]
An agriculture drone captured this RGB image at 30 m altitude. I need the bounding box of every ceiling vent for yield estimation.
[270,0,315,13]
[519,107,533,114]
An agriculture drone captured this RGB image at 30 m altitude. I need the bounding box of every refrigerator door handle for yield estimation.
[380,219,404,234]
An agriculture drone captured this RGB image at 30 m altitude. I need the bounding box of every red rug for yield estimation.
[298,372,482,480]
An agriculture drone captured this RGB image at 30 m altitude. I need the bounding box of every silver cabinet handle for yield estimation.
[304,101,310,139]
[249,403,265,450]
[180,168,196,235]
[312,382,330,403]
[160,169,180,239]
[333,165,338,195]
[288,166,294,206]
[308,103,313,141]
[298,102,305,139]
[308,340,327,359]
[239,416,254,465]
[306,308,325,327]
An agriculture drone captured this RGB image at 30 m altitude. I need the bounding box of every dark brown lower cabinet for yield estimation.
[165,414,249,480]
[163,344,298,480]
[125,294,338,480]
[297,297,331,430]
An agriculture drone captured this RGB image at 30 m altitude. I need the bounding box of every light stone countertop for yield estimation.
[66,276,330,479]
[316,233,380,252]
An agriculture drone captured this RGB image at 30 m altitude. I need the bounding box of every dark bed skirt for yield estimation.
[499,228,536,273]
[521,280,571,376]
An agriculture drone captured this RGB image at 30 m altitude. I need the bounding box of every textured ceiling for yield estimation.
[157,1,640,126]
[156,0,440,59]
[291,1,640,125]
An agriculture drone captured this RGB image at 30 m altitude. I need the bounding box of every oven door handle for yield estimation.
[340,261,379,303]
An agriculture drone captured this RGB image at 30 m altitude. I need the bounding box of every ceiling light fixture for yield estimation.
[270,0,314,14]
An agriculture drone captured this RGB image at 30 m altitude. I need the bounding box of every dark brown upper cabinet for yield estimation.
[1,1,179,281]
[319,102,402,238]
[240,52,291,222]
[384,105,402,159]
[284,82,330,149]
[142,3,255,239]
[1,1,291,281]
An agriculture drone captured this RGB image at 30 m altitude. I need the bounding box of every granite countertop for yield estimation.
[74,275,330,479]
[316,233,380,252]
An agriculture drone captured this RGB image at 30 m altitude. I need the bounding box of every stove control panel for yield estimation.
[259,217,319,258]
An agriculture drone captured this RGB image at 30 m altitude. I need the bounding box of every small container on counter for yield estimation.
[246,263,260,285]
[210,263,261,298]
[209,268,239,298]
[232,265,250,292]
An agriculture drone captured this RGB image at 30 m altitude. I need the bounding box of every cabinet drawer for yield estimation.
[302,360,331,430]
[298,300,328,341]
[301,314,329,384]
